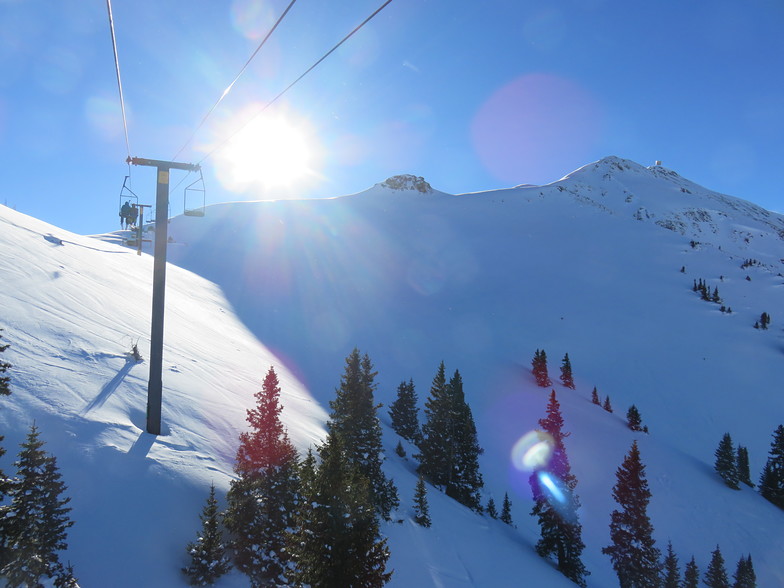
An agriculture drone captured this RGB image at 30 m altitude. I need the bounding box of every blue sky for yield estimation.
[2,0,783,235]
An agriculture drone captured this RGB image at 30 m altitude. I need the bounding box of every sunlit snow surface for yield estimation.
[2,157,784,586]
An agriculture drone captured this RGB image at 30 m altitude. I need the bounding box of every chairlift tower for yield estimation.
[127,156,200,435]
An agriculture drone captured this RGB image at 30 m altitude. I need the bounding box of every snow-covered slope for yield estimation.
[2,156,784,586]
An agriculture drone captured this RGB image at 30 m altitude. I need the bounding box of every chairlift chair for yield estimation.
[183,168,206,217]
[118,175,139,216]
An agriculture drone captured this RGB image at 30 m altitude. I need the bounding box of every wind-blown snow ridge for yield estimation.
[2,154,784,586]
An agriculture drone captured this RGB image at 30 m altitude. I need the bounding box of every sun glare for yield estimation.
[216,112,317,193]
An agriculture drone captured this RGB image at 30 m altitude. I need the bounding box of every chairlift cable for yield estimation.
[196,0,394,167]
[106,0,132,162]
[171,0,299,162]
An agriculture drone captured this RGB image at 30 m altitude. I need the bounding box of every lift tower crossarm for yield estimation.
[127,156,200,172]
[127,156,199,435]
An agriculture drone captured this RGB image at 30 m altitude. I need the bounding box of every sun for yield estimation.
[216,111,317,193]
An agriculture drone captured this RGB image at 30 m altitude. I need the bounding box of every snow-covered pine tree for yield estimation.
[602,440,661,588]
[529,390,589,587]
[683,556,700,588]
[389,378,421,443]
[559,353,575,389]
[603,395,613,413]
[182,483,231,586]
[532,349,552,387]
[732,554,756,588]
[413,476,431,528]
[1,423,75,586]
[0,328,10,396]
[703,545,730,588]
[662,541,680,588]
[737,445,754,487]
[418,361,452,488]
[626,404,643,432]
[758,424,784,508]
[445,370,484,512]
[714,433,740,490]
[395,440,406,458]
[328,349,398,519]
[591,387,600,405]
[500,492,514,527]
[287,433,392,587]
[0,329,11,512]
[486,497,498,519]
[223,366,300,586]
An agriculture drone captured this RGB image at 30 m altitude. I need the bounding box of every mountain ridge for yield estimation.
[2,155,783,586]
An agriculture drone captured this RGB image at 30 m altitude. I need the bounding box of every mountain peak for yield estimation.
[379,174,434,194]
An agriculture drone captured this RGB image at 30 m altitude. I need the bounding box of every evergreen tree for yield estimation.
[0,328,10,396]
[662,541,680,588]
[532,349,552,387]
[417,361,451,488]
[732,554,756,588]
[529,390,589,587]
[182,483,231,586]
[0,330,11,508]
[500,492,514,527]
[486,497,498,519]
[591,387,600,405]
[714,433,740,490]
[559,353,575,389]
[758,425,784,508]
[389,379,421,443]
[683,556,700,588]
[287,433,392,587]
[418,364,484,512]
[603,395,613,413]
[602,441,661,588]
[704,545,730,588]
[1,424,75,586]
[328,349,398,519]
[394,440,406,458]
[444,370,484,511]
[223,367,300,586]
[737,446,753,487]
[413,476,431,528]
[626,405,643,432]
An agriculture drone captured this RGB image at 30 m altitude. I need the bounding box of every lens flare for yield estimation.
[511,430,554,471]
[537,471,565,504]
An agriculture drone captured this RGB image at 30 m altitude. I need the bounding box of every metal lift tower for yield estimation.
[128,156,200,435]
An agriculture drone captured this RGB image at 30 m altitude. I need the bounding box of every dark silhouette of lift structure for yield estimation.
[127,156,200,435]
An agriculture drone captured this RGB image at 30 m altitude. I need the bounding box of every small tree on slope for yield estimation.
[444,370,484,511]
[418,364,485,512]
[758,425,784,509]
[532,349,552,387]
[223,366,300,586]
[0,329,11,511]
[602,440,661,588]
[329,349,398,519]
[287,433,392,587]
[714,433,740,490]
[703,545,729,588]
[1,424,75,587]
[662,541,680,588]
[389,378,421,443]
[0,328,10,396]
[500,492,514,527]
[182,483,231,586]
[732,554,756,588]
[559,353,575,389]
[683,556,700,588]
[413,476,431,528]
[737,446,754,488]
[529,390,589,587]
